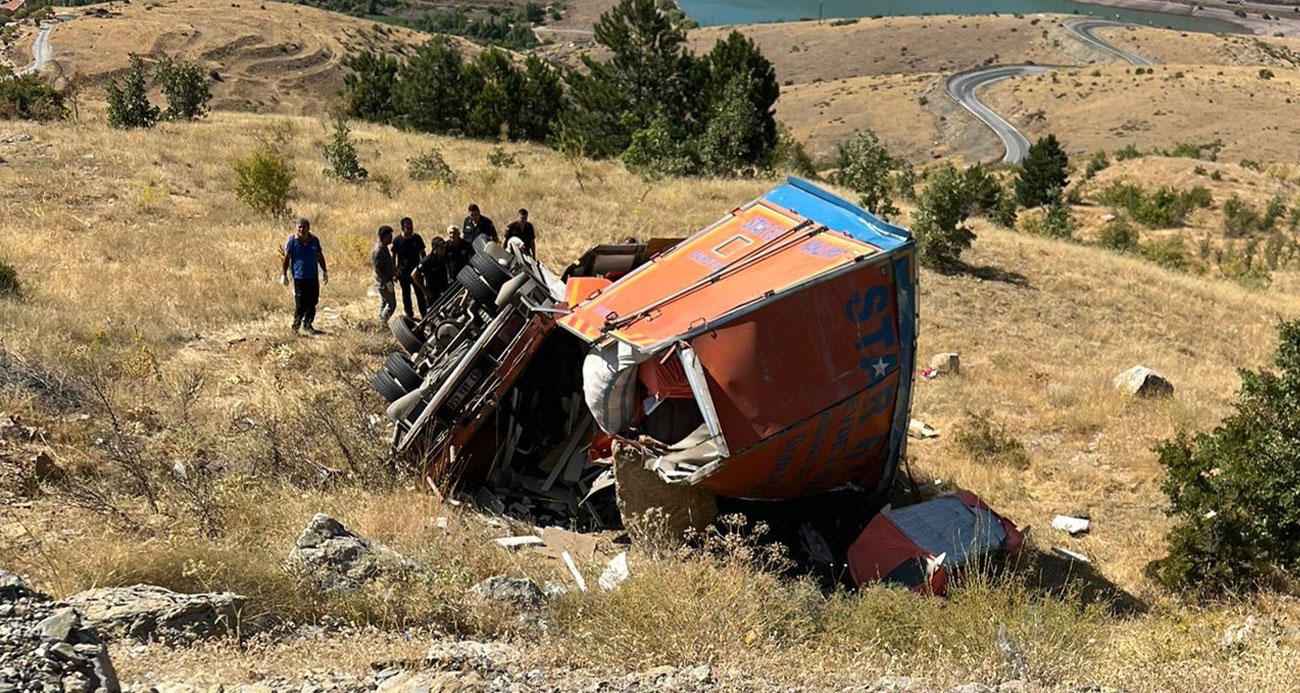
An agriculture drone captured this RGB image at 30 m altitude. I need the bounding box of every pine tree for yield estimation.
[342,50,400,123]
[1014,134,1070,208]
[704,31,779,163]
[396,38,468,135]
[105,54,160,129]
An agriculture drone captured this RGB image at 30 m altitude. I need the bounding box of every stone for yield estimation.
[30,451,63,483]
[929,352,961,375]
[1,569,31,602]
[874,676,920,692]
[1114,365,1174,398]
[36,608,79,642]
[47,642,79,661]
[66,584,246,643]
[1220,615,1256,650]
[949,685,994,693]
[468,576,544,610]
[0,133,32,144]
[287,514,419,592]
[423,640,517,674]
[996,624,1028,680]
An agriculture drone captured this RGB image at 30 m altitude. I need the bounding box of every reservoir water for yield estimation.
[677,0,1245,33]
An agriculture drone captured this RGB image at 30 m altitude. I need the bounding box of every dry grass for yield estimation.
[3,111,1300,689]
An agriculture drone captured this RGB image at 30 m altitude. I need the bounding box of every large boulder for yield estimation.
[468,576,544,610]
[0,569,119,693]
[65,584,245,643]
[288,514,418,591]
[1114,365,1174,398]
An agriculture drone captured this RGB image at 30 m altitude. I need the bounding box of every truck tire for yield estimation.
[456,265,499,314]
[370,369,408,403]
[385,352,423,390]
[390,315,425,354]
[470,251,512,291]
[472,235,490,253]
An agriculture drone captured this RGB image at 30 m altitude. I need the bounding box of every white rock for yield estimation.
[928,352,960,375]
[1114,365,1173,398]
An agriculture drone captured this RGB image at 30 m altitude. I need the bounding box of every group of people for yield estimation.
[277,206,538,335]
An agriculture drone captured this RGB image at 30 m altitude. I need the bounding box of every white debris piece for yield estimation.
[1051,546,1090,563]
[1114,365,1174,398]
[908,419,940,439]
[562,550,587,592]
[598,552,629,591]
[1051,515,1090,535]
[929,352,960,375]
[494,535,544,549]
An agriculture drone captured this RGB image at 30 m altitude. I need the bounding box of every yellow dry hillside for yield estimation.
[2,113,1300,690]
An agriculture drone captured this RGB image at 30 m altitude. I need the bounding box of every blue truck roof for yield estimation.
[763,176,912,252]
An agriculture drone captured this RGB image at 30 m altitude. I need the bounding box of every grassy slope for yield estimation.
[2,113,1300,689]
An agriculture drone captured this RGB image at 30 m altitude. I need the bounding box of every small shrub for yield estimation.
[1165,139,1223,162]
[407,147,457,185]
[771,124,816,178]
[1148,320,1300,596]
[0,259,19,298]
[954,411,1029,469]
[487,146,522,169]
[1223,195,1262,237]
[322,114,368,183]
[1083,149,1109,179]
[233,145,296,217]
[1114,143,1142,161]
[1098,217,1139,252]
[1138,238,1191,272]
[834,129,900,219]
[1259,68,1275,80]
[155,54,212,120]
[1240,159,1263,172]
[912,164,976,269]
[0,69,66,121]
[105,54,160,129]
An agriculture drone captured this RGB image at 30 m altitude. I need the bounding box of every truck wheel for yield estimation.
[470,251,512,291]
[390,315,425,354]
[370,369,408,403]
[385,352,423,390]
[471,235,490,253]
[456,266,499,314]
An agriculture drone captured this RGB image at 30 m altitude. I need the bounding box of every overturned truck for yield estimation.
[371,178,918,532]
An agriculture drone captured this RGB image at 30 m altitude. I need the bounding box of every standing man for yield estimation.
[372,225,397,326]
[414,237,450,306]
[391,217,427,319]
[504,208,536,257]
[444,225,472,281]
[462,204,498,245]
[280,217,328,336]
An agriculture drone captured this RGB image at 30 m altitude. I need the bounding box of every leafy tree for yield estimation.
[772,123,816,178]
[1014,134,1069,208]
[233,145,295,217]
[697,75,765,175]
[704,31,779,163]
[461,48,527,139]
[343,50,400,123]
[834,130,899,219]
[514,56,566,142]
[155,55,211,120]
[321,114,368,182]
[565,0,700,156]
[396,38,469,135]
[105,54,160,129]
[1148,320,1300,596]
[621,115,697,179]
[0,68,65,121]
[912,164,976,269]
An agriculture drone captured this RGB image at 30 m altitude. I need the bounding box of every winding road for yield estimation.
[15,22,54,76]
[945,19,1157,164]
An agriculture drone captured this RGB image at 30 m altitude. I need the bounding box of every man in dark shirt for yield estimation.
[372,225,396,326]
[462,204,498,246]
[279,217,328,336]
[444,225,472,281]
[390,217,427,319]
[414,237,450,306]
[504,208,536,257]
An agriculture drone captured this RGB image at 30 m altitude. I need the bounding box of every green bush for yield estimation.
[954,411,1030,469]
[1148,320,1300,596]
[1083,149,1109,179]
[1114,143,1142,161]
[1098,217,1139,252]
[155,55,212,121]
[1138,238,1191,272]
[486,146,522,170]
[771,123,816,178]
[105,54,160,129]
[834,129,900,219]
[1094,181,1211,228]
[321,115,368,183]
[407,148,456,185]
[233,146,296,217]
[1019,193,1074,239]
[1164,139,1223,162]
[0,68,66,121]
[0,259,19,299]
[911,164,976,269]
[1223,195,1266,237]
[1259,67,1275,80]
[1014,134,1069,208]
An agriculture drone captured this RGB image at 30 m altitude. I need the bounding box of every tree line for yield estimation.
[342,0,782,177]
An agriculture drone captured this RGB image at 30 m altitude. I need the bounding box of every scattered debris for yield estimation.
[1114,365,1174,398]
[65,584,246,643]
[493,535,544,550]
[1051,546,1091,563]
[537,526,599,563]
[287,514,419,592]
[0,569,120,693]
[561,551,587,592]
[1051,514,1091,536]
[995,623,1028,680]
[1220,615,1257,651]
[469,576,545,610]
[597,552,629,591]
[423,639,518,674]
[848,492,1024,594]
[908,419,940,439]
[928,352,961,376]
[0,132,33,144]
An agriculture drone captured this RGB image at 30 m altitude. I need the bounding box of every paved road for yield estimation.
[16,23,54,76]
[1066,19,1158,67]
[945,65,1057,164]
[945,21,1157,164]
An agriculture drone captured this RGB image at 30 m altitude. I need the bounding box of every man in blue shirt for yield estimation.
[280,217,329,336]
